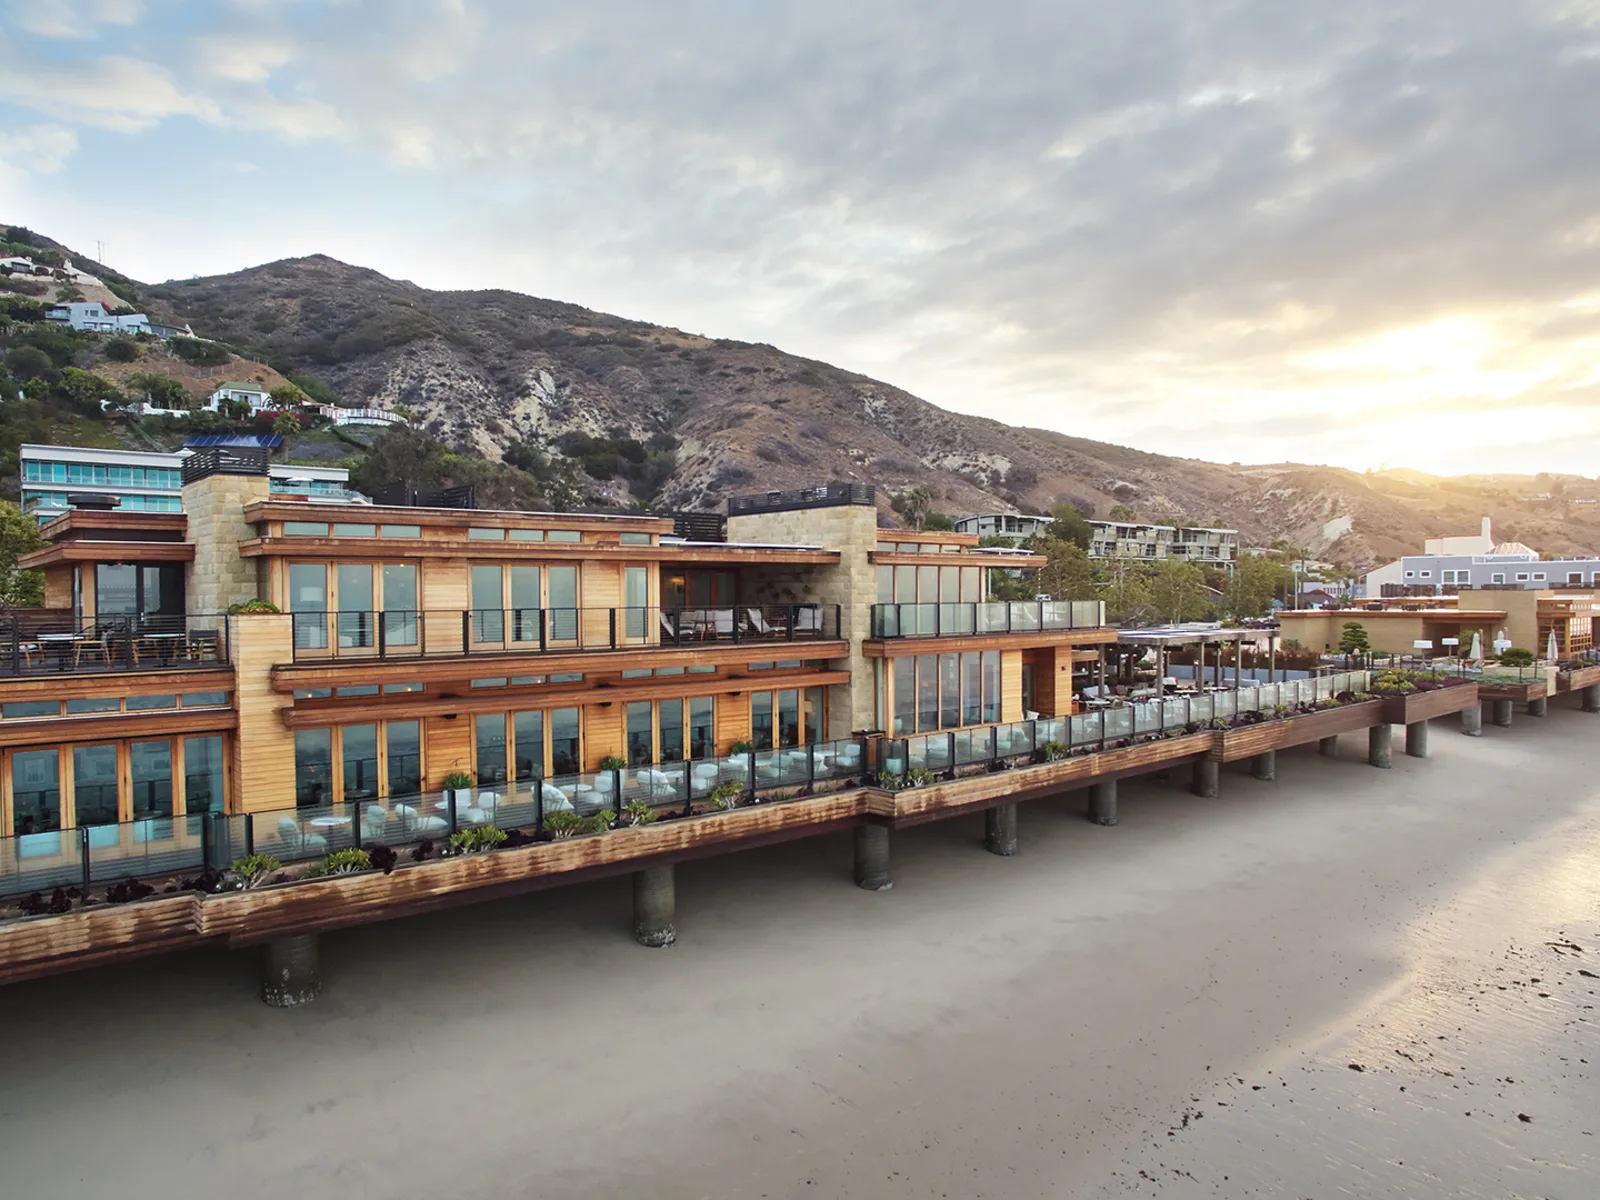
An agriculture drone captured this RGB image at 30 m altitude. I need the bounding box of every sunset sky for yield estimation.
[3,0,1597,475]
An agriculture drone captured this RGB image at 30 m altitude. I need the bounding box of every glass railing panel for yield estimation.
[1189,694,1214,723]
[976,603,1010,633]
[1104,707,1133,739]
[1133,700,1161,733]
[1008,603,1042,632]
[995,721,1034,758]
[1163,696,1189,729]
[940,604,975,636]
[922,734,953,773]
[1035,716,1067,747]
[0,830,81,898]
[1213,691,1236,720]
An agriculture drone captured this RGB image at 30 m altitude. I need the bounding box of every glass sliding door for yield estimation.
[916,654,939,732]
[294,728,333,808]
[981,650,1000,724]
[777,689,800,748]
[130,740,173,819]
[509,566,541,643]
[471,565,504,644]
[892,657,915,735]
[804,686,824,743]
[386,720,421,799]
[475,714,508,785]
[658,699,684,761]
[547,566,578,643]
[623,566,648,640]
[512,711,543,781]
[751,693,774,750]
[336,563,374,649]
[342,723,379,802]
[382,563,418,648]
[183,736,225,814]
[11,749,60,836]
[688,698,714,759]
[73,743,119,827]
[549,708,580,774]
[626,701,653,766]
[962,652,982,725]
[289,563,328,650]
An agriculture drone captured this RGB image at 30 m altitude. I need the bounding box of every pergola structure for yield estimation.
[1110,625,1279,696]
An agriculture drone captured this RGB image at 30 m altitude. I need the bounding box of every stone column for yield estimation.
[1460,704,1482,737]
[1492,700,1513,728]
[632,866,676,947]
[1583,683,1600,714]
[1318,735,1339,756]
[261,934,320,1007]
[1088,780,1118,826]
[1405,720,1429,759]
[984,803,1018,856]
[1368,723,1393,769]
[1191,759,1219,797]
[1251,750,1276,781]
[854,825,892,891]
[1527,696,1548,718]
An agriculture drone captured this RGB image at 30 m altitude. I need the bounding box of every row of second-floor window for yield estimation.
[877,563,986,604]
[292,689,827,806]
[1411,568,1600,584]
[24,490,183,513]
[888,650,1003,735]
[23,462,184,488]
[7,735,226,838]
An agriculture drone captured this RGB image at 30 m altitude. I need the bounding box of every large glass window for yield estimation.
[73,743,119,826]
[982,650,1001,724]
[382,563,418,647]
[893,656,915,735]
[183,736,226,814]
[689,697,715,759]
[386,720,421,798]
[751,692,774,750]
[777,689,800,748]
[547,566,578,641]
[658,699,684,761]
[130,740,173,819]
[626,701,653,766]
[12,749,60,834]
[962,652,982,725]
[509,566,541,643]
[940,655,961,728]
[549,707,580,774]
[95,563,138,618]
[342,723,379,802]
[804,686,824,743]
[289,563,328,650]
[337,563,374,649]
[916,654,939,732]
[471,565,504,643]
[624,566,648,640]
[294,728,333,808]
[512,711,543,780]
[475,714,508,784]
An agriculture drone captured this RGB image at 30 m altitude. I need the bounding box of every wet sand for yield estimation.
[1,704,1596,1199]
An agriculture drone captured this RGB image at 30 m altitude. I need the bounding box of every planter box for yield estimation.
[1380,682,1480,725]
[1214,700,1383,763]
[1557,664,1600,693]
[0,891,200,986]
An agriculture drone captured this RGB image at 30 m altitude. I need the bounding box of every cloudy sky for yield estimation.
[3,0,1598,476]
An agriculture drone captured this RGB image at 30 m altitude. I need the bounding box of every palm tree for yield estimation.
[899,486,932,531]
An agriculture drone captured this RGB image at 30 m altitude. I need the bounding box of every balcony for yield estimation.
[869,600,1106,639]
[289,604,841,661]
[0,613,230,677]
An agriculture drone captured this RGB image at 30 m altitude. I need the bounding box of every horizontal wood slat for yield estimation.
[1214,702,1383,762]
[1380,684,1479,725]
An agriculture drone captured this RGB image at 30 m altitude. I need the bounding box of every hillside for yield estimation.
[6,224,1600,568]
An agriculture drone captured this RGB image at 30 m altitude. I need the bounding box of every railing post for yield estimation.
[80,826,91,891]
[787,605,795,642]
[612,769,623,820]
[377,611,386,658]
[535,786,544,835]
[244,814,254,858]
[608,608,616,650]
[352,802,363,850]
[1007,604,1013,633]
[447,791,458,836]
[807,743,816,788]
[988,724,998,761]
[746,751,756,796]
[462,611,471,655]
[947,731,955,773]
[733,608,741,644]
[539,608,547,652]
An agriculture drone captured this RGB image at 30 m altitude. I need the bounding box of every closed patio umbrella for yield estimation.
[1469,631,1483,665]
[1548,630,1559,663]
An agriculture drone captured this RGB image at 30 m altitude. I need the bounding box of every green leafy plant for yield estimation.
[544,809,581,839]
[1039,740,1069,762]
[729,741,754,755]
[228,853,281,888]
[323,848,371,874]
[227,599,279,614]
[709,781,744,810]
[1498,647,1534,667]
[905,767,937,788]
[579,809,614,835]
[448,825,507,854]
[622,798,657,826]
[1207,717,1231,731]
[1271,704,1290,718]
[598,755,627,771]
[441,770,475,790]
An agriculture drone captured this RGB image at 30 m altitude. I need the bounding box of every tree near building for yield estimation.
[1149,560,1211,624]
[1338,621,1370,664]
[1097,561,1156,626]
[1033,538,1095,601]
[0,500,44,607]
[1107,503,1138,521]
[1043,503,1092,550]
[894,486,933,531]
[1222,553,1286,620]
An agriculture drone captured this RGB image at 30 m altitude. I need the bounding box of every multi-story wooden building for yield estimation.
[0,458,1116,871]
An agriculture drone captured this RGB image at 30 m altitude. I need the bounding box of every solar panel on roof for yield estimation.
[184,433,283,449]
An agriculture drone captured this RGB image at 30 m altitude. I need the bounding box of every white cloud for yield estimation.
[6,0,141,40]
[0,55,220,131]
[0,125,79,175]
[191,32,296,83]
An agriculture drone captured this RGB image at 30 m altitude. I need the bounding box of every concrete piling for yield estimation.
[1405,720,1430,759]
[1528,696,1548,718]
[1191,759,1219,798]
[1368,723,1393,769]
[1492,700,1514,728]
[261,934,320,1007]
[1088,780,1118,826]
[1460,704,1483,737]
[854,825,892,891]
[1251,750,1277,781]
[1318,735,1339,756]
[1583,683,1600,714]
[984,803,1018,856]
[632,865,676,947]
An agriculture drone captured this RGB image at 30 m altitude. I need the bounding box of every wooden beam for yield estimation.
[271,638,849,692]
[0,667,232,702]
[0,705,235,749]
[238,536,840,565]
[18,541,196,569]
[280,669,853,727]
[245,500,674,535]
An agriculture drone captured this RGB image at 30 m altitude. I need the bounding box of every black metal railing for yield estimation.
[870,599,1105,638]
[180,446,269,483]
[0,613,230,677]
[289,605,840,660]
[728,483,875,514]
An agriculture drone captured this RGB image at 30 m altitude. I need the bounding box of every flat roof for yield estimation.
[1118,625,1261,644]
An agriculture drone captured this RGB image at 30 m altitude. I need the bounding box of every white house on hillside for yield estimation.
[206,382,273,414]
[45,301,153,335]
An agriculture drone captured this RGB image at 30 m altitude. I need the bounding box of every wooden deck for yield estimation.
[0,683,1483,987]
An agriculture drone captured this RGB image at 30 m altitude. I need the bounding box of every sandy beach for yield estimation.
[2,703,1596,1199]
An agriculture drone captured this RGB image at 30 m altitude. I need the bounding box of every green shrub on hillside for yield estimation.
[167,336,231,367]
